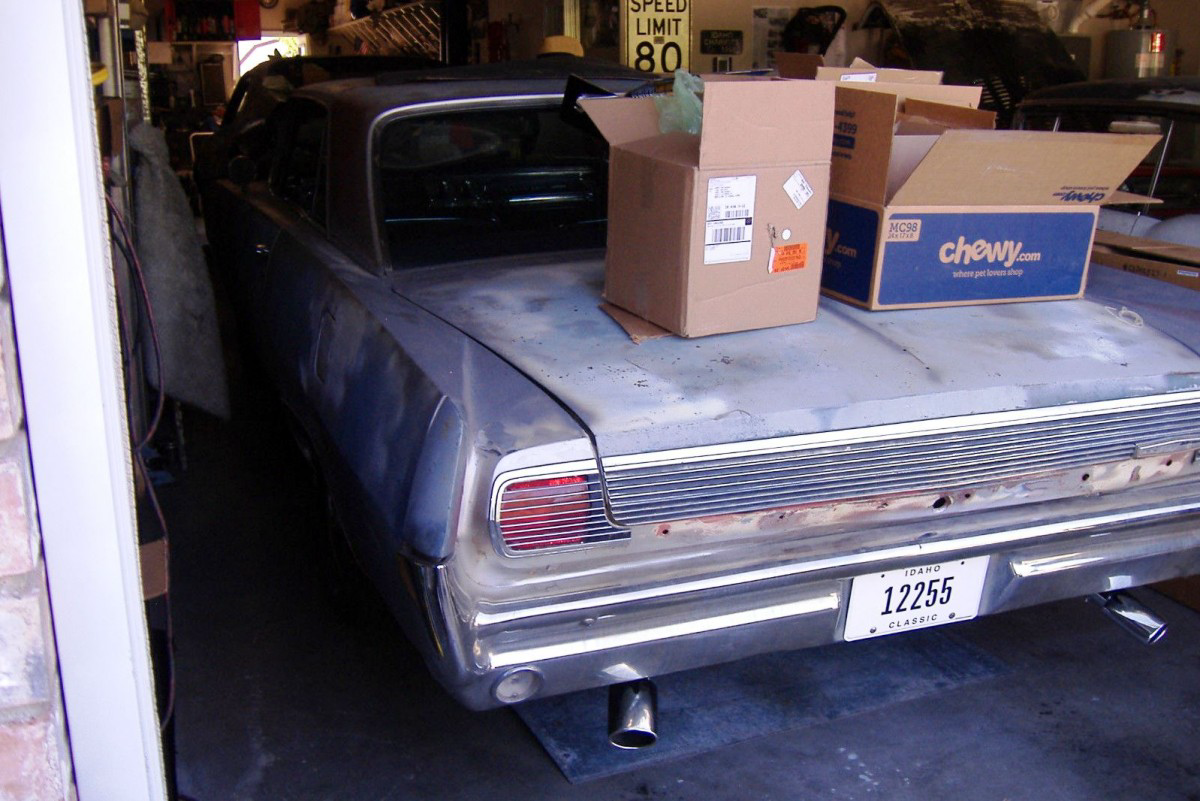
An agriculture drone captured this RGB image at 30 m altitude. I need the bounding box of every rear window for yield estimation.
[374,105,608,268]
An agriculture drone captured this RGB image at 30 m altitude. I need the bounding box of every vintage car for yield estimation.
[203,58,1200,748]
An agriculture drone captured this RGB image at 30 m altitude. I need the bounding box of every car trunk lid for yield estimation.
[392,253,1200,462]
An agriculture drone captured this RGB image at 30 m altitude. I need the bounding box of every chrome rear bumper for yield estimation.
[421,480,1200,709]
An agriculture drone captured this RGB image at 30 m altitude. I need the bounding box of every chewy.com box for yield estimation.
[821,82,1159,310]
[581,79,834,337]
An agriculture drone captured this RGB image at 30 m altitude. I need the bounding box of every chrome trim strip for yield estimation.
[1010,554,1106,576]
[601,391,1200,470]
[486,592,840,669]
[473,499,1200,627]
[1011,526,1200,577]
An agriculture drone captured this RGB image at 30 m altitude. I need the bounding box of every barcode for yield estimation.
[711,226,747,244]
[722,208,746,218]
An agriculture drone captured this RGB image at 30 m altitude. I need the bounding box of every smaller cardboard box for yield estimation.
[821,82,1160,310]
[581,79,835,337]
[1091,229,1200,291]
[776,55,944,85]
[816,63,944,85]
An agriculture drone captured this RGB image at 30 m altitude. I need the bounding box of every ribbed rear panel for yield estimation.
[602,398,1200,526]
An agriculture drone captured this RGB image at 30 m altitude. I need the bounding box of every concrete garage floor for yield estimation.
[164,383,1200,801]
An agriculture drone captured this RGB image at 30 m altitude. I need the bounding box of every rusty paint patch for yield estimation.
[619,449,1200,550]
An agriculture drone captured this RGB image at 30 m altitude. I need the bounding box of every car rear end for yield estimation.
[395,260,1200,712]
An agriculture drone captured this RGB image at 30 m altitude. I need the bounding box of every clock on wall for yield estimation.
[259,0,279,8]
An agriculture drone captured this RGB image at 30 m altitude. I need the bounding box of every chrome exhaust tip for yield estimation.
[1088,591,1168,645]
[608,679,658,749]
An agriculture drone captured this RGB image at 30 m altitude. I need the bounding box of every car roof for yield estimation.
[293,56,649,121]
[288,57,648,275]
[243,53,442,79]
[1019,77,1200,115]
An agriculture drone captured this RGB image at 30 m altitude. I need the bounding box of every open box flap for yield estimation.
[1104,190,1162,205]
[902,98,996,130]
[839,81,983,108]
[828,86,904,204]
[698,79,834,168]
[887,134,940,200]
[579,95,663,148]
[890,130,1161,206]
[600,302,674,343]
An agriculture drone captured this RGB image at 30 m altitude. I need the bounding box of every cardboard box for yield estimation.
[816,62,944,85]
[820,81,1159,310]
[581,80,835,337]
[1091,229,1200,291]
[776,55,943,85]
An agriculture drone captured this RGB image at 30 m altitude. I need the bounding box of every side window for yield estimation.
[272,101,329,226]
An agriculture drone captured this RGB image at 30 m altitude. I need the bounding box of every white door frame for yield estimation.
[0,2,167,800]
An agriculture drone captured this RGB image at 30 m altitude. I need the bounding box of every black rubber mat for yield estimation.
[515,627,1007,782]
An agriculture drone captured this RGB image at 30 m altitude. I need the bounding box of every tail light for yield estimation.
[498,475,589,551]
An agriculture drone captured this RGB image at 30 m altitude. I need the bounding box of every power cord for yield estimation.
[104,194,179,739]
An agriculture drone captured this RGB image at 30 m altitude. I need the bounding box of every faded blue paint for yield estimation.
[393,253,1200,460]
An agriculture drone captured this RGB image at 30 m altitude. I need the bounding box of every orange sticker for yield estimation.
[769,243,808,273]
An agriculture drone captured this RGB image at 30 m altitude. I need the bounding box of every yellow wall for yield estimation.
[684,0,1196,78]
[258,0,305,32]
[680,0,876,72]
[263,0,1198,76]
[487,0,549,60]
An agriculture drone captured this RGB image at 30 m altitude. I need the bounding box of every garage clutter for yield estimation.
[587,64,1160,338]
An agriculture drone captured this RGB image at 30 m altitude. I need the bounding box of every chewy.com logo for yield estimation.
[937,236,1041,268]
[1053,190,1106,203]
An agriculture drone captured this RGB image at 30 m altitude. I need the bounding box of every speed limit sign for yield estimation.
[623,0,691,74]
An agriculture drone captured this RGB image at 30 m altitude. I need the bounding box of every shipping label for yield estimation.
[769,243,808,273]
[783,170,815,210]
[705,175,757,264]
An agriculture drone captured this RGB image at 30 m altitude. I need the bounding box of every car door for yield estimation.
[224,99,343,373]
[206,124,289,351]
[252,98,353,414]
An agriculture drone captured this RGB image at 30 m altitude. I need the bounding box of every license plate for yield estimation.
[843,556,990,642]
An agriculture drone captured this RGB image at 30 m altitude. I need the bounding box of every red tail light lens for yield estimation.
[498,475,589,551]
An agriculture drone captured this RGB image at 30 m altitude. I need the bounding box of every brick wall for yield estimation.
[0,247,75,799]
